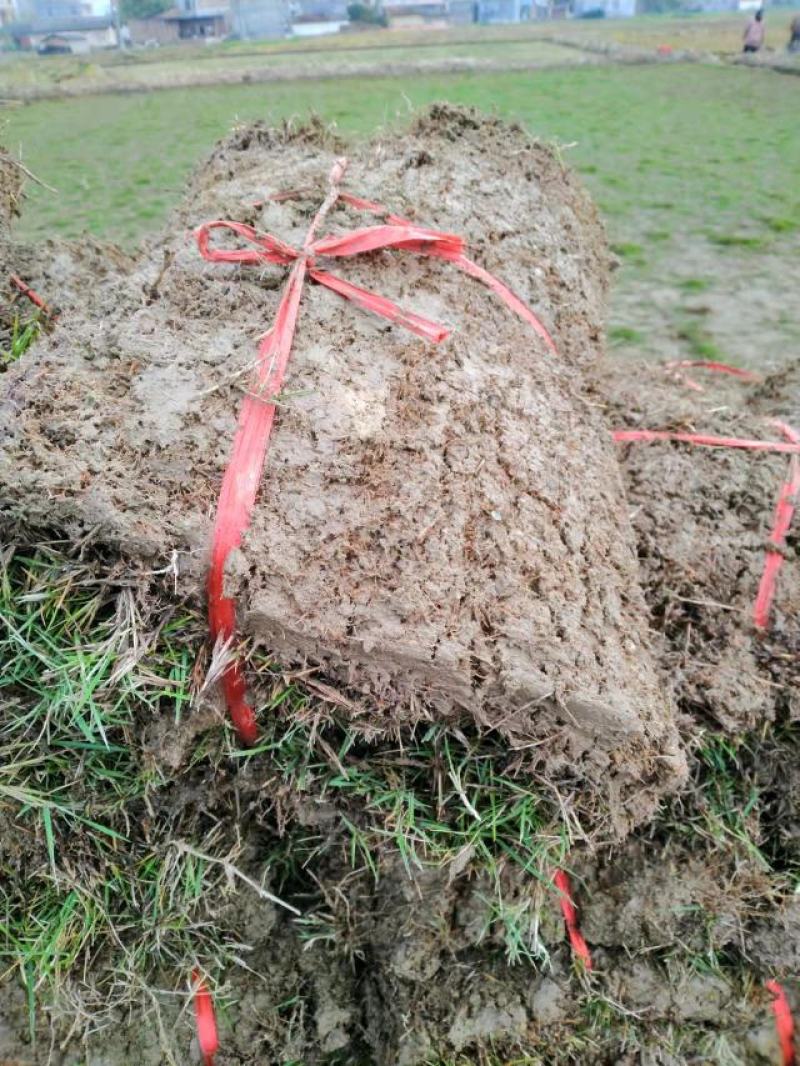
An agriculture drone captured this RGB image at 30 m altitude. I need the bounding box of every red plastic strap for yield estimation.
[766,980,796,1066]
[553,869,593,970]
[612,429,800,455]
[192,970,219,1066]
[9,273,54,317]
[665,359,760,382]
[754,422,800,631]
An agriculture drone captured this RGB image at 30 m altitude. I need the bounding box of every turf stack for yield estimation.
[0,106,685,836]
[602,358,800,730]
[2,111,799,1066]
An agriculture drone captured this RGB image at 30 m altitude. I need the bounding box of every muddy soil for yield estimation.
[0,106,685,832]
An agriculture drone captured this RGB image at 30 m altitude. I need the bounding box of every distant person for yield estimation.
[743,9,765,54]
[788,13,800,52]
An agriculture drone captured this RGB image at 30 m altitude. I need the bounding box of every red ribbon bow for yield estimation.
[195,163,471,745]
[195,218,464,345]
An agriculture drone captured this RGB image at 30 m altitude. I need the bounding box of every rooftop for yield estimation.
[5,14,114,33]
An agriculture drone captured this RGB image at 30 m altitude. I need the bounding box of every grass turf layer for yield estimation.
[0,545,576,1032]
[1,540,798,1059]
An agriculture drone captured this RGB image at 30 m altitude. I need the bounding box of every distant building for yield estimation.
[231,0,289,38]
[160,4,228,37]
[156,0,237,38]
[6,13,116,49]
[149,0,289,39]
[289,0,346,35]
[127,13,180,42]
[571,0,636,15]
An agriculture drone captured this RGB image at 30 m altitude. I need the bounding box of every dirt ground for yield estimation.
[610,230,800,376]
[0,109,798,1065]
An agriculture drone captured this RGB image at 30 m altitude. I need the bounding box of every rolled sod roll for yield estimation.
[0,105,685,834]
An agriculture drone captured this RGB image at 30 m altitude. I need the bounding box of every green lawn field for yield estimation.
[4,60,799,369]
[5,62,798,245]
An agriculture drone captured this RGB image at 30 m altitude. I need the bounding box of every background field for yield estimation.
[3,39,800,370]
[1,9,799,92]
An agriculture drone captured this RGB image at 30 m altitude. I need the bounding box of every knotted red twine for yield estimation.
[196,159,555,746]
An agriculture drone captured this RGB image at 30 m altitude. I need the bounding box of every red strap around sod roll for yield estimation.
[766,980,796,1066]
[553,869,593,970]
[192,970,219,1066]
